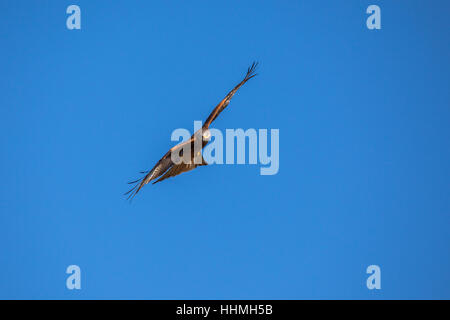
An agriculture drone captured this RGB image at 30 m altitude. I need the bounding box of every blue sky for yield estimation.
[0,0,449,299]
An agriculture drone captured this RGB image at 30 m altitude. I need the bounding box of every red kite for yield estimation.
[125,62,258,200]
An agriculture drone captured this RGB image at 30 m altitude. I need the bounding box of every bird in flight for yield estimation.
[125,62,258,200]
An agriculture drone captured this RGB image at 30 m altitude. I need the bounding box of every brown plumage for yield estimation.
[125,62,258,200]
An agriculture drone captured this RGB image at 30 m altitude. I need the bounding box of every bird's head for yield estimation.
[202,129,211,141]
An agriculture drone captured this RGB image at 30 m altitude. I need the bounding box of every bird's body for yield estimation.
[125,62,258,200]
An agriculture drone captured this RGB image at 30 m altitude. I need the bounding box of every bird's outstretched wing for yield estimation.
[124,137,194,200]
[203,62,258,129]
